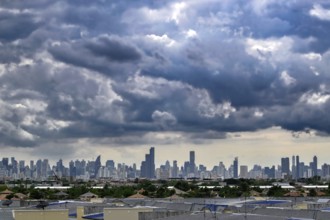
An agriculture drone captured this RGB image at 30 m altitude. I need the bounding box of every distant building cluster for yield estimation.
[0,148,329,181]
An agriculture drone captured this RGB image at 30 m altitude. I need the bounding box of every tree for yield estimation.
[6,194,14,200]
[267,186,285,197]
[239,182,250,197]
[29,189,44,199]
[174,181,190,192]
[309,189,317,197]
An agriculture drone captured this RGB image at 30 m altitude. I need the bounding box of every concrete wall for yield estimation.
[139,211,188,220]
[104,207,153,220]
[13,209,68,220]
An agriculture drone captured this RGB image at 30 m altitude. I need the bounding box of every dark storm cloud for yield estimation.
[85,36,141,62]
[1,0,330,149]
[0,10,41,41]
[48,36,142,77]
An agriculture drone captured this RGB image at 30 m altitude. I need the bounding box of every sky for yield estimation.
[1,0,330,169]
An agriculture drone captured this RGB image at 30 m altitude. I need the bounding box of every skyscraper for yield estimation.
[233,157,238,178]
[313,156,318,177]
[94,155,101,178]
[292,156,296,179]
[149,147,155,178]
[240,165,248,178]
[296,155,300,179]
[140,147,155,179]
[281,157,290,177]
[189,151,195,175]
[172,160,178,178]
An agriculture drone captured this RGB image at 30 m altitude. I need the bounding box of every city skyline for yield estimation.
[1,1,330,166]
[0,148,326,173]
[2,148,330,181]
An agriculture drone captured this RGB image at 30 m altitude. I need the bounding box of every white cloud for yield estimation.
[280,71,296,86]
[196,90,236,119]
[254,110,264,118]
[170,2,187,24]
[152,110,177,127]
[303,52,322,61]
[146,34,176,47]
[184,29,197,38]
[300,92,330,105]
[310,4,330,21]
[245,37,293,62]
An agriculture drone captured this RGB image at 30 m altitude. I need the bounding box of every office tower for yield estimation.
[281,157,290,177]
[0,162,5,179]
[36,159,42,179]
[11,157,18,174]
[296,155,300,179]
[219,162,226,178]
[172,160,178,178]
[240,165,248,178]
[19,160,25,174]
[189,151,195,175]
[165,160,171,177]
[56,159,64,175]
[292,156,296,179]
[140,147,155,179]
[233,157,238,178]
[183,161,190,177]
[94,155,101,178]
[2,158,8,169]
[41,159,49,178]
[106,160,115,169]
[313,156,318,177]
[75,160,82,176]
[30,160,35,178]
[264,166,275,178]
[149,147,155,178]
[140,161,146,178]
[69,160,75,177]
[322,163,330,178]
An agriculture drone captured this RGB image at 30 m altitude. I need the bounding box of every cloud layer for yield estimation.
[1,0,330,152]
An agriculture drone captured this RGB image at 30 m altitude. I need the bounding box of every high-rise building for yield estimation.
[36,159,42,179]
[2,158,8,169]
[11,157,18,174]
[69,160,75,177]
[189,151,195,176]
[296,155,300,179]
[140,147,155,179]
[281,157,290,177]
[264,166,275,178]
[106,160,115,169]
[233,157,238,178]
[19,160,25,174]
[292,156,296,179]
[41,159,49,178]
[313,156,318,177]
[93,155,101,179]
[240,165,248,178]
[172,160,178,178]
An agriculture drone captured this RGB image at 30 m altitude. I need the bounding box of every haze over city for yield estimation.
[1,0,330,168]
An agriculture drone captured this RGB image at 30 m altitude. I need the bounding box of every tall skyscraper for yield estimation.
[172,160,178,178]
[140,147,155,179]
[147,147,155,178]
[240,165,248,178]
[292,156,296,179]
[2,158,8,169]
[233,157,238,178]
[281,157,290,177]
[94,155,101,178]
[313,156,318,177]
[189,151,195,175]
[296,155,300,179]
